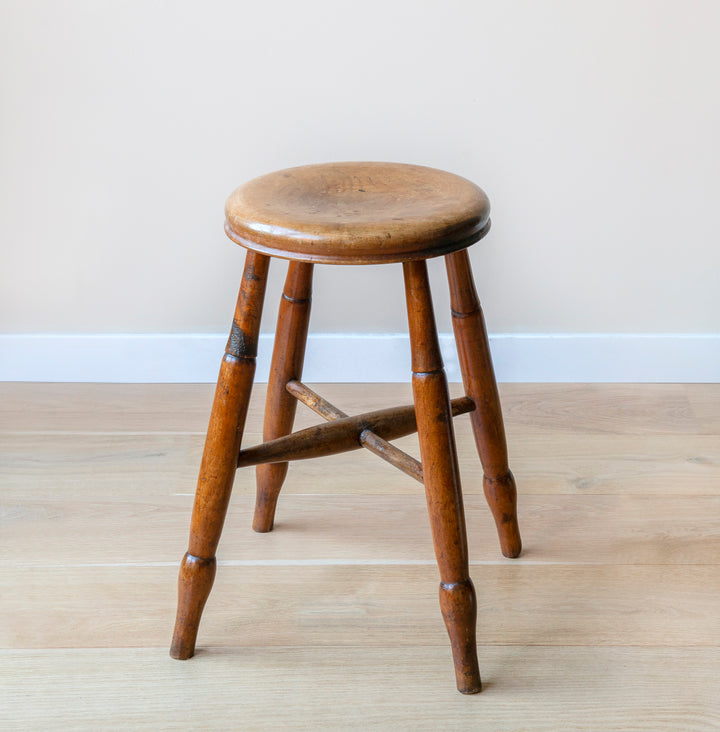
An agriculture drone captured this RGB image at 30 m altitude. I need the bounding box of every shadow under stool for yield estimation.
[170,162,522,694]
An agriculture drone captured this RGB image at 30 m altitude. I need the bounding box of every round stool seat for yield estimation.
[224,162,491,264]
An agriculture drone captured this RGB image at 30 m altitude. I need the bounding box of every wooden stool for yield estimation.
[170,162,522,694]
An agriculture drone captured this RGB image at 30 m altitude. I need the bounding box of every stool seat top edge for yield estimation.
[224,162,490,264]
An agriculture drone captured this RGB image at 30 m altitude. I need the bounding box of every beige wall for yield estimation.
[1,0,719,337]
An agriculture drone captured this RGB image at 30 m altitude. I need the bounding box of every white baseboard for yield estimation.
[1,333,718,383]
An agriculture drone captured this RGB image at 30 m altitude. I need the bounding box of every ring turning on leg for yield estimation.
[446,249,522,559]
[403,259,482,694]
[170,250,269,660]
[253,261,314,532]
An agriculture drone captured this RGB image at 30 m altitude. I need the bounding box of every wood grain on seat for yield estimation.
[224,162,491,264]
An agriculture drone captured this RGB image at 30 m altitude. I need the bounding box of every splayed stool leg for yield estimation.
[170,251,269,659]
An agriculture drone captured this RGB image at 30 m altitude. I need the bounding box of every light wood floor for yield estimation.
[1,383,719,731]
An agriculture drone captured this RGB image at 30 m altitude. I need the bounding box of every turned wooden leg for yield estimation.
[446,249,522,559]
[170,250,270,660]
[403,259,481,695]
[253,261,314,532]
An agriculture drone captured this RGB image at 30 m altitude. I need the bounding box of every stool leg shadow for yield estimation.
[404,259,482,694]
[170,251,270,660]
[446,249,522,559]
[253,262,314,532]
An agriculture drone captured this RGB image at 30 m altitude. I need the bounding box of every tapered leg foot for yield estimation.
[253,463,287,532]
[439,580,481,693]
[446,249,522,558]
[484,471,522,558]
[253,262,313,533]
[170,553,217,659]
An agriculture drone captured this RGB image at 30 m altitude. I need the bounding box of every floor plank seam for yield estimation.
[4,643,718,652]
[5,560,719,568]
